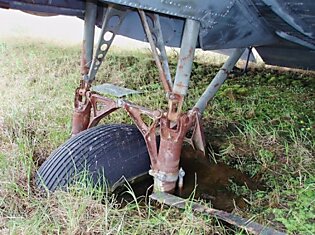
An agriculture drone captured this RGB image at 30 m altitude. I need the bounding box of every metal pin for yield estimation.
[178,167,185,189]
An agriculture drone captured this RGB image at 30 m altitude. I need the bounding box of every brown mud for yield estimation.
[118,145,264,212]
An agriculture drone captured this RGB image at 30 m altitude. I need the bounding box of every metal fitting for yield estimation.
[149,169,179,192]
[178,167,185,189]
[149,169,179,182]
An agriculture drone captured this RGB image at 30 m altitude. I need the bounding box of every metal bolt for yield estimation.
[178,167,185,189]
[169,94,176,99]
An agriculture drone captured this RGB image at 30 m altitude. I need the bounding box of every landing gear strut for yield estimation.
[70,3,245,193]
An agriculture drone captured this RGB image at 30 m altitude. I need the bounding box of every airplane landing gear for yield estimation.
[38,3,244,194]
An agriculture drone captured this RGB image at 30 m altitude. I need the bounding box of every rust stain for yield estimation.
[175,81,188,88]
[180,48,194,61]
[71,100,91,136]
[80,40,89,75]
[220,68,228,74]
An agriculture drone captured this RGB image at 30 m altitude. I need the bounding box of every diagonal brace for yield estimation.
[194,48,245,113]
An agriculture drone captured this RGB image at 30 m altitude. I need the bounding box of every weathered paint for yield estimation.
[150,192,286,235]
[1,0,314,69]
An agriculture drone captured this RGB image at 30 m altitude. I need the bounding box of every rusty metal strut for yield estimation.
[138,9,172,93]
[72,1,97,136]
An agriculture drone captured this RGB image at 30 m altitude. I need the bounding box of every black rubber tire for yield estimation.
[36,124,150,191]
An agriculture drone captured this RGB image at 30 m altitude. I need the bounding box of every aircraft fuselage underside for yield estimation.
[1,0,315,70]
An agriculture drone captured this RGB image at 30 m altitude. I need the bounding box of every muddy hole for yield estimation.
[117,145,265,212]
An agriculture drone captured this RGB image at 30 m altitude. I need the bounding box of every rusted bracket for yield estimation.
[123,101,162,168]
[150,192,286,235]
[183,109,206,154]
[88,92,120,128]
[71,82,92,136]
[167,93,184,122]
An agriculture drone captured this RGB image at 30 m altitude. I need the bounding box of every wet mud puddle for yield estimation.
[118,145,264,212]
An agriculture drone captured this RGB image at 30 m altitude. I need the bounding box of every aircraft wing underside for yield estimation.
[1,0,314,70]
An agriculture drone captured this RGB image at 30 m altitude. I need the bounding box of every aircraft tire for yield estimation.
[36,124,150,192]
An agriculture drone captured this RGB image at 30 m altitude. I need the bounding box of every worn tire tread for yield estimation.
[36,124,150,191]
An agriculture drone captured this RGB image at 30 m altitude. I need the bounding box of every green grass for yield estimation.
[0,38,314,234]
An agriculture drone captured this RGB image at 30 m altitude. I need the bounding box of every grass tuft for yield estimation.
[0,38,314,234]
